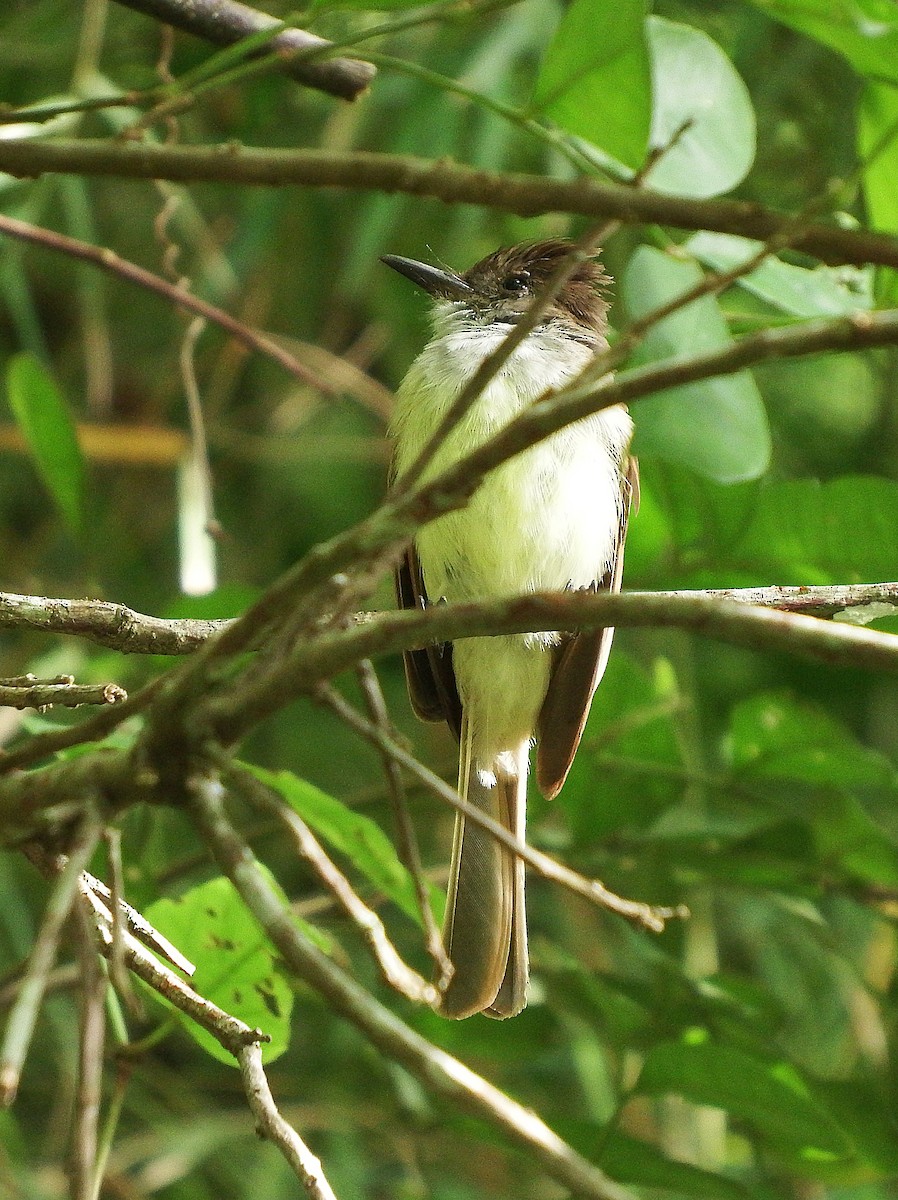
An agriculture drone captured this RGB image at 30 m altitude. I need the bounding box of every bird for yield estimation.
[383,238,638,1018]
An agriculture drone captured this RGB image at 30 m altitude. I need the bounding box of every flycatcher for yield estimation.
[383,239,638,1019]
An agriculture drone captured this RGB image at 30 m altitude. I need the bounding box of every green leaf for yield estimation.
[686,231,874,317]
[601,1129,752,1199]
[859,80,898,231]
[634,1036,853,1161]
[643,17,756,199]
[725,692,898,887]
[558,651,685,839]
[727,692,896,793]
[5,351,85,535]
[749,0,898,83]
[145,875,293,1066]
[532,0,650,170]
[730,476,898,583]
[247,766,437,923]
[624,246,772,482]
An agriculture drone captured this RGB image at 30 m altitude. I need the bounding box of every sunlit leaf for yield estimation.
[248,765,439,923]
[145,875,293,1066]
[532,0,650,170]
[643,17,756,198]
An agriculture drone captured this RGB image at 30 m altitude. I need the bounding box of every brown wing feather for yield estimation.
[536,456,639,800]
[396,545,463,739]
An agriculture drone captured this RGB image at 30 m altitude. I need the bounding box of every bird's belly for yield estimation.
[416,422,621,604]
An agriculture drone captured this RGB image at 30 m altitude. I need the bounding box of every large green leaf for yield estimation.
[624,246,771,482]
[532,0,650,170]
[634,1035,853,1161]
[749,0,898,83]
[727,691,896,793]
[5,351,85,535]
[727,476,898,583]
[145,875,293,1066]
[248,765,438,923]
[643,17,756,198]
[600,1129,752,1199]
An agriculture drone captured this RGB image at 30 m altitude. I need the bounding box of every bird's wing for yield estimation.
[396,544,463,740]
[535,455,639,800]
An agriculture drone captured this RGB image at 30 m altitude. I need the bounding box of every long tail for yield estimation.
[440,715,529,1019]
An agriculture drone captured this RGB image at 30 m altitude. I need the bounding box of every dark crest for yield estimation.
[463,239,611,337]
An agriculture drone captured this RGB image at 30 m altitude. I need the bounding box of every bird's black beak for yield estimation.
[380,254,475,300]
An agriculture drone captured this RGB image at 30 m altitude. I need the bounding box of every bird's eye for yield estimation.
[501,271,531,294]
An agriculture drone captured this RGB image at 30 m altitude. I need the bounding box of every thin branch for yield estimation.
[0,815,102,1106]
[84,873,268,1058]
[1,140,896,269]
[355,660,450,984]
[232,764,438,1006]
[0,214,340,397]
[237,1042,339,1200]
[80,873,196,976]
[315,685,685,934]
[111,0,375,101]
[0,590,228,653]
[71,900,107,1200]
[0,676,166,776]
[0,676,127,710]
[189,774,640,1200]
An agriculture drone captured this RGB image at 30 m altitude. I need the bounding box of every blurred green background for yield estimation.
[2,1,898,1198]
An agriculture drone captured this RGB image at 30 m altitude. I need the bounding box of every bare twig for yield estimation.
[102,830,143,1018]
[0,815,102,1106]
[111,0,375,101]
[232,765,438,1006]
[355,660,450,984]
[71,900,107,1200]
[1,140,897,270]
[81,871,196,977]
[0,676,126,710]
[86,877,267,1057]
[0,214,338,396]
[190,774,639,1200]
[315,685,685,933]
[0,676,166,776]
[0,591,228,653]
[237,1041,339,1200]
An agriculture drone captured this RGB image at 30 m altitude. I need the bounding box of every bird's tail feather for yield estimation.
[440,715,529,1019]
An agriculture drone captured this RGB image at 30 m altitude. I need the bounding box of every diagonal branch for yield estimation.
[112,0,375,101]
[189,772,640,1200]
[315,684,685,934]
